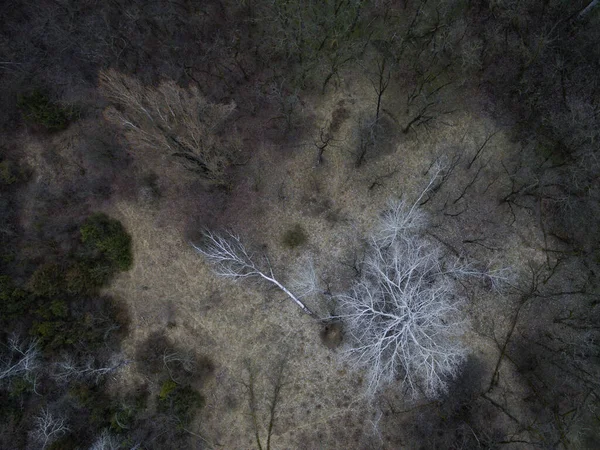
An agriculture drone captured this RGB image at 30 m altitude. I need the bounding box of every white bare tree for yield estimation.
[88,429,120,450]
[0,335,40,389]
[338,179,510,398]
[51,354,130,385]
[289,257,323,301]
[30,408,69,449]
[192,231,317,317]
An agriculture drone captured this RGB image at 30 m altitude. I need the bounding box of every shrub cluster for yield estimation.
[17,90,71,131]
[2,213,133,352]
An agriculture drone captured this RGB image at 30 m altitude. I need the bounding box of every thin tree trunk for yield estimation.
[258,272,316,317]
[579,0,599,19]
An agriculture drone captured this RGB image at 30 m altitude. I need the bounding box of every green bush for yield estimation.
[110,405,136,433]
[17,89,70,131]
[159,379,178,400]
[8,376,35,398]
[30,319,72,349]
[30,296,127,352]
[18,218,131,351]
[0,275,29,319]
[65,262,112,294]
[282,223,308,248]
[80,213,132,272]
[48,435,79,450]
[28,263,64,297]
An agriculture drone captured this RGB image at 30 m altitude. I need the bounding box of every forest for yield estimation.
[1,0,599,449]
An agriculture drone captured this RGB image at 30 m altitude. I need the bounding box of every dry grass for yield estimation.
[103,200,372,448]
[98,66,547,448]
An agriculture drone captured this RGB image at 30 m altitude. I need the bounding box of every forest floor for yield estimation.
[98,68,546,448]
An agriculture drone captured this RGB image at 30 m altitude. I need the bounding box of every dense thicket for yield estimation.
[0,201,132,447]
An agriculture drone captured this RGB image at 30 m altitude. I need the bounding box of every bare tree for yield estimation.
[338,174,509,398]
[402,70,452,134]
[51,354,130,385]
[267,81,301,134]
[368,56,391,122]
[478,259,600,447]
[257,0,363,89]
[30,408,69,449]
[0,335,40,389]
[88,429,120,450]
[313,127,334,166]
[353,115,378,168]
[192,231,316,317]
[466,130,500,170]
[100,69,237,183]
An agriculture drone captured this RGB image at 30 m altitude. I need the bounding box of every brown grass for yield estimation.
[99,66,547,448]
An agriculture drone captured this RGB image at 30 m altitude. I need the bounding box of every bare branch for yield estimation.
[51,355,130,385]
[88,429,120,450]
[0,335,40,386]
[467,130,500,170]
[337,167,510,398]
[30,408,69,449]
[338,228,468,398]
[289,258,321,300]
[100,69,237,183]
[192,231,317,317]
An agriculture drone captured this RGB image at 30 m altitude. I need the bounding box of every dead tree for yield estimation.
[338,170,510,398]
[88,430,120,450]
[467,130,500,170]
[369,57,391,122]
[0,335,40,390]
[100,69,237,184]
[578,0,599,20]
[192,231,317,317]
[338,212,467,398]
[314,127,333,166]
[51,355,130,385]
[30,408,69,449]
